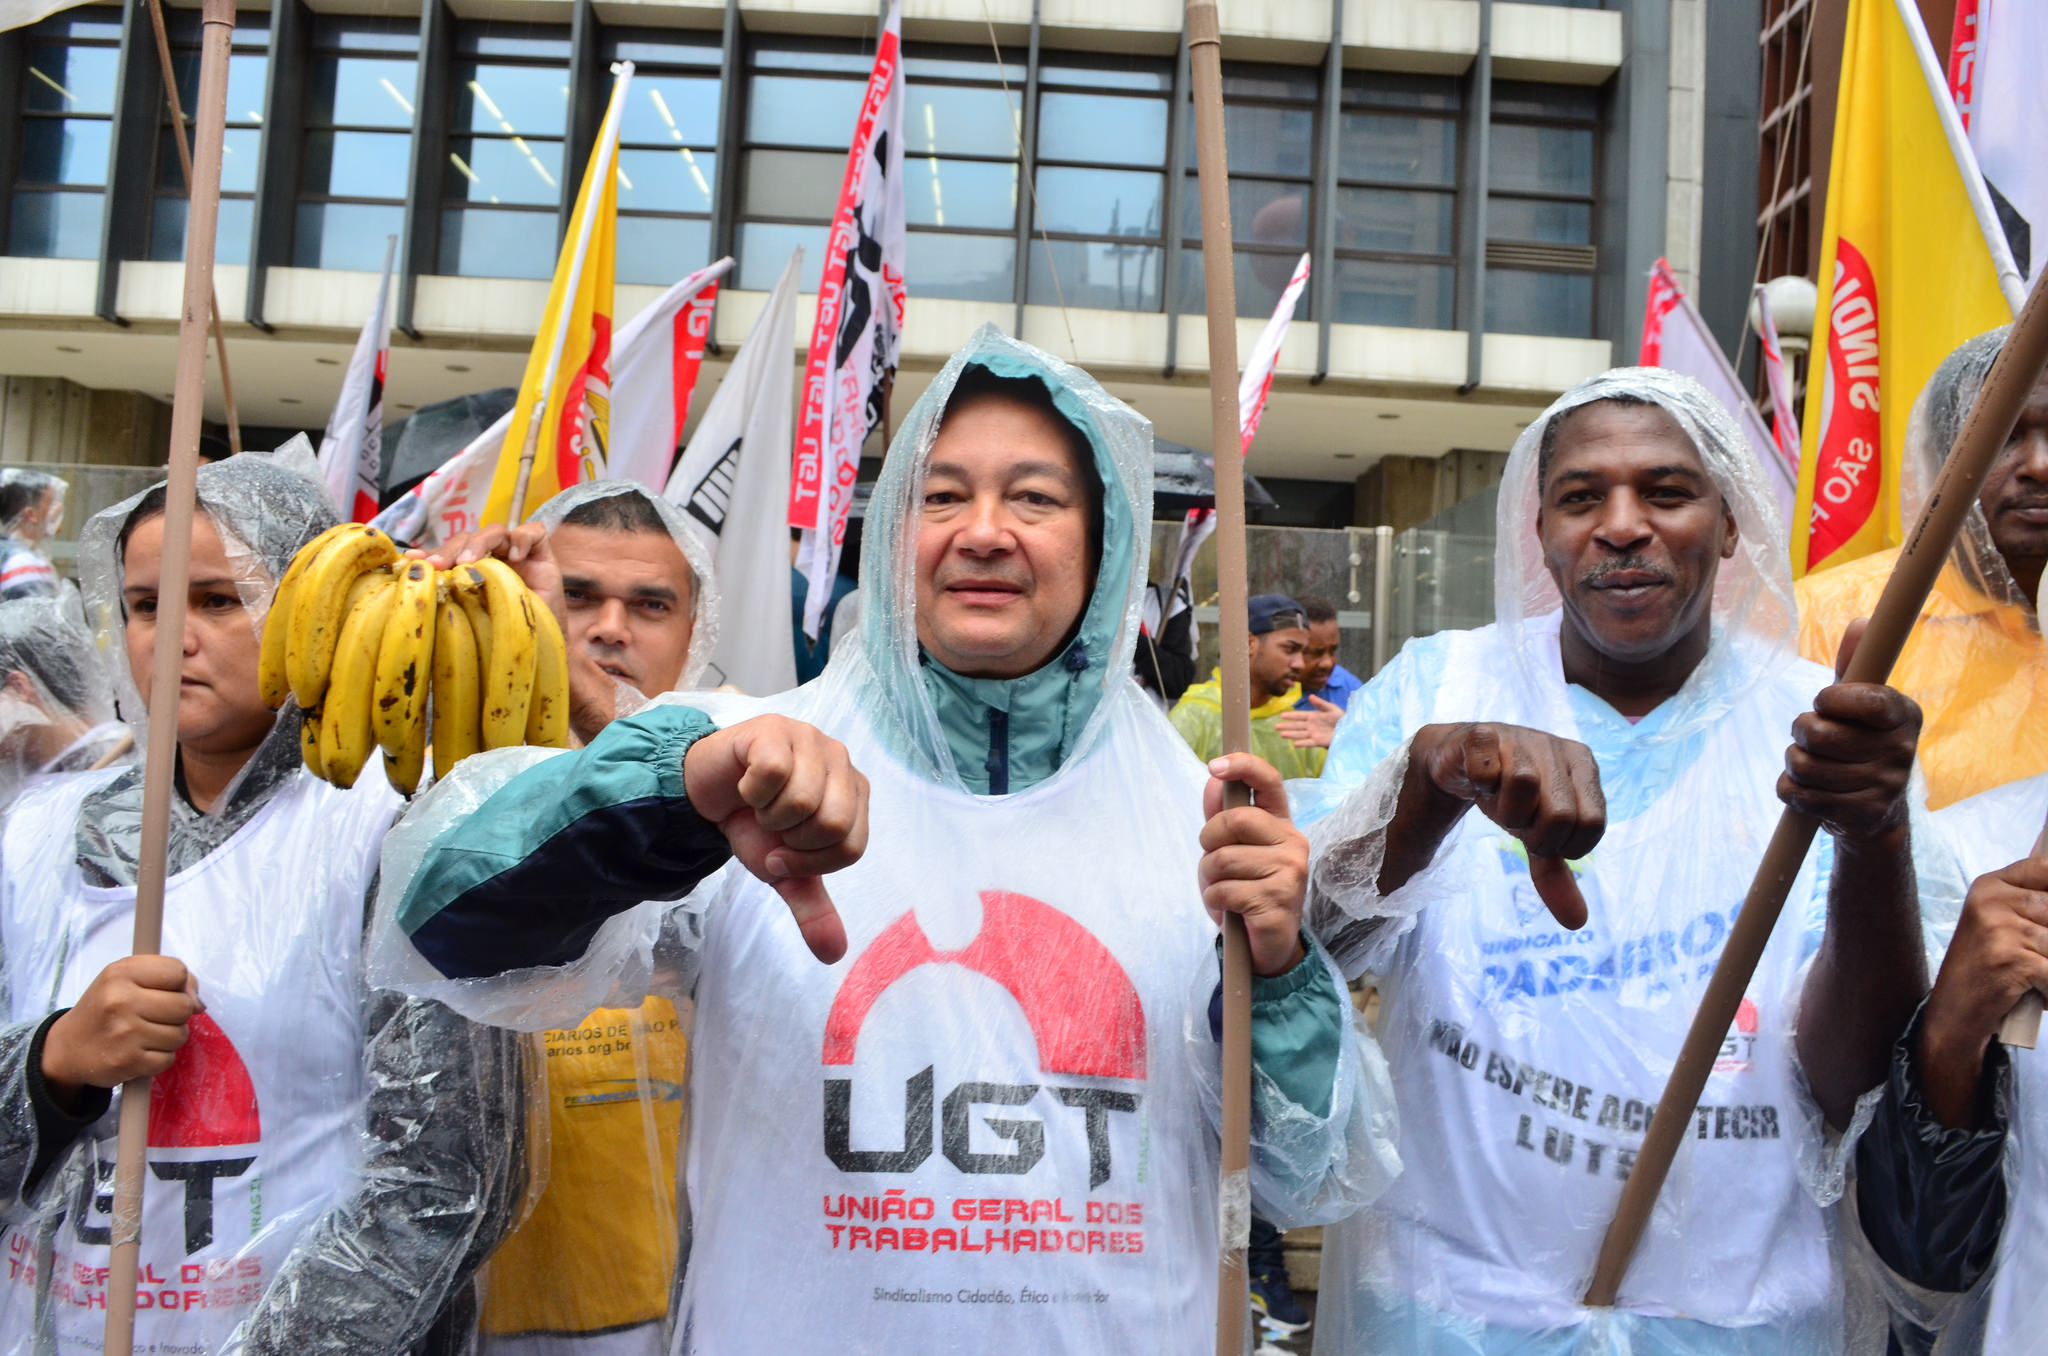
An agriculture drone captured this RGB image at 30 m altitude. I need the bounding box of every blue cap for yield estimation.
[1248,593,1308,635]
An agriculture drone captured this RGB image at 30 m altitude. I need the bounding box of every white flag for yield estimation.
[369,414,506,547]
[1950,0,2047,279]
[1237,252,1309,455]
[665,251,802,695]
[317,235,396,522]
[790,0,905,640]
[1638,258,1795,526]
[1753,283,1802,479]
[603,256,733,491]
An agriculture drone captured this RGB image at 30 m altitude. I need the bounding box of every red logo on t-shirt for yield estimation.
[822,890,1145,1079]
[149,1012,260,1147]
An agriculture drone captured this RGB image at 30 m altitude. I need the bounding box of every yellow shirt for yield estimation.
[1796,546,2048,808]
[480,998,688,1337]
[1168,671,1327,779]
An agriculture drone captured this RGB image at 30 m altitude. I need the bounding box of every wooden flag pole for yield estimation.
[1584,264,2048,1308]
[1184,2,1254,1351]
[102,1,235,1351]
[2000,601,2048,1048]
[141,0,243,457]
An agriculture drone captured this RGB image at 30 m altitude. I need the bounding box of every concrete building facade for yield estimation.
[0,0,1760,529]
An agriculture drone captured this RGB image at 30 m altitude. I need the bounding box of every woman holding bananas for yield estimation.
[0,453,530,1356]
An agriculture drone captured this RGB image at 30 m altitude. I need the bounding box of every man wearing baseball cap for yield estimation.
[1170,592,1323,778]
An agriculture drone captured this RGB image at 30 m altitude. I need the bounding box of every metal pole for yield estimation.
[1458,0,1492,395]
[1185,3,1253,1352]
[1313,0,1341,383]
[142,0,242,455]
[102,2,234,1350]
[1584,263,2048,1307]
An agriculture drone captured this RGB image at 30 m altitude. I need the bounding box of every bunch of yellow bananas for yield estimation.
[258,523,570,794]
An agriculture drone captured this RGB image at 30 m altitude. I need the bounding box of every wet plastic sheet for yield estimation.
[374,325,1399,1353]
[1795,328,2048,810]
[0,452,529,1355]
[1293,368,1955,1354]
[0,593,127,811]
[0,468,65,601]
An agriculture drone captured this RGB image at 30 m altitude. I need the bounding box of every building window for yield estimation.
[1485,82,1598,337]
[148,10,269,267]
[297,16,417,272]
[899,47,1020,303]
[1179,63,1316,319]
[1334,73,1458,330]
[607,28,720,287]
[8,9,122,259]
[735,40,869,293]
[1030,54,1170,313]
[440,26,571,280]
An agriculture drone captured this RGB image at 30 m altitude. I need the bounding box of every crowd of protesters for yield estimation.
[0,321,2036,1356]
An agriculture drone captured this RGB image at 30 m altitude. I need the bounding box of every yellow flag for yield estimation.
[483,66,631,527]
[1794,0,2015,577]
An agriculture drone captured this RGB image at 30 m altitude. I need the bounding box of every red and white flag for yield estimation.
[1752,283,1801,479]
[373,260,731,548]
[791,0,905,639]
[1237,252,1308,455]
[1950,0,2047,280]
[1638,257,1796,525]
[603,257,733,491]
[317,235,396,522]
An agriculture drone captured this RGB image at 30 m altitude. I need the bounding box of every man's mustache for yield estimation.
[1580,555,1673,589]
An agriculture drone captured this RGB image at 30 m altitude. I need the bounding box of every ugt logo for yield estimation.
[822,892,1145,1190]
[76,1013,260,1254]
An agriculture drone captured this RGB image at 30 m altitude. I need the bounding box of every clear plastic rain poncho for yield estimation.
[371,324,1398,1353]
[0,451,533,1356]
[0,467,65,601]
[477,476,723,1355]
[1292,367,1964,1354]
[0,593,128,812]
[1796,326,2048,808]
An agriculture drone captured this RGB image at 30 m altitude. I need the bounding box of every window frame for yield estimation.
[9,9,124,259]
[1331,74,1462,330]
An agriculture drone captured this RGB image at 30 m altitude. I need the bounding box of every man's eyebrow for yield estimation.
[561,573,681,604]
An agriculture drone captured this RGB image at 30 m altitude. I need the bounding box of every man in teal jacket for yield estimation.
[379,327,1396,1353]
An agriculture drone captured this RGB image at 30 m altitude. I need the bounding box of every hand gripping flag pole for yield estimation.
[1184,2,1255,1350]
[1584,262,2048,1309]
[102,1,238,1351]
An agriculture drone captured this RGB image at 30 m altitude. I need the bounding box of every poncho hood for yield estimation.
[844,324,1151,795]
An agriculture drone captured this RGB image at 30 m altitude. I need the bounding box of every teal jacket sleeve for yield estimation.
[1250,940,1345,1120]
[399,704,732,980]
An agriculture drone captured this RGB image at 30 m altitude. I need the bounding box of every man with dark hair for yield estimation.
[1170,592,1324,778]
[1275,596,1363,753]
[381,327,1391,1352]
[1298,368,1940,1351]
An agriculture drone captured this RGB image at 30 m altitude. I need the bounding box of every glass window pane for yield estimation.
[1487,124,1594,196]
[1336,187,1454,255]
[752,45,872,76]
[161,126,261,194]
[313,18,418,53]
[1186,103,1314,176]
[1492,82,1598,121]
[1334,256,1456,329]
[1339,111,1455,186]
[446,135,562,206]
[19,118,109,186]
[1034,166,1162,238]
[438,205,558,279]
[149,196,252,265]
[741,148,842,221]
[7,188,102,257]
[302,130,413,199]
[293,200,404,269]
[618,146,715,214]
[1221,67,1316,100]
[455,63,570,137]
[906,230,1014,302]
[1176,247,1308,320]
[1027,237,1160,311]
[904,156,1014,230]
[1037,91,1164,167]
[1487,195,1591,244]
[32,15,122,41]
[1343,73,1459,111]
[1485,267,1593,337]
[737,221,825,290]
[1039,58,1171,92]
[747,74,865,147]
[616,213,711,286]
[605,33,720,67]
[313,56,418,128]
[24,44,117,114]
[172,50,268,121]
[903,54,1021,84]
[459,30,571,59]
[902,84,1020,157]
[619,74,719,147]
[1181,176,1308,249]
